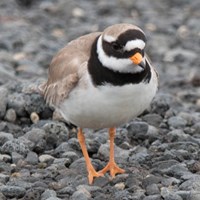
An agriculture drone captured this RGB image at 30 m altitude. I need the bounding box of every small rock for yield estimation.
[0,87,8,119]
[114,182,125,190]
[142,175,162,188]
[143,114,163,127]
[1,139,29,156]
[143,195,161,200]
[161,187,183,200]
[39,154,55,163]
[41,189,57,200]
[146,184,160,195]
[179,175,200,191]
[0,154,11,162]
[7,93,26,116]
[0,192,6,200]
[0,132,14,146]
[0,185,26,198]
[24,128,46,144]
[30,112,40,124]
[11,152,24,164]
[23,188,41,200]
[4,108,17,122]
[71,190,91,200]
[98,142,129,163]
[127,121,149,140]
[168,116,187,129]
[25,151,38,165]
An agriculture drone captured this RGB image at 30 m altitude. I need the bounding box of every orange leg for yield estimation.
[98,128,125,178]
[77,128,103,184]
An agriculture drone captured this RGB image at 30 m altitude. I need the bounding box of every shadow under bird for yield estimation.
[39,23,158,184]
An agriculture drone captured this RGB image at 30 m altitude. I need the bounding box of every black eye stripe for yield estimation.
[102,29,146,58]
[118,29,146,45]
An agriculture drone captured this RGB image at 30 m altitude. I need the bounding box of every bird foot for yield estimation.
[88,165,104,184]
[98,161,125,178]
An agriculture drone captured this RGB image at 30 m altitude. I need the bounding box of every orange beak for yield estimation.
[130,52,143,65]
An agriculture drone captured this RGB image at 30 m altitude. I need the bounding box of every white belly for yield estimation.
[58,71,157,129]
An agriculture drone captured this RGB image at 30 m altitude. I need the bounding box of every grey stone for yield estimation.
[4,108,17,122]
[25,151,38,165]
[24,128,46,144]
[62,151,79,163]
[41,189,57,200]
[176,190,200,200]
[143,195,161,200]
[39,154,55,163]
[0,192,6,200]
[0,132,14,146]
[168,116,187,129]
[0,174,9,184]
[179,176,200,190]
[0,185,26,198]
[0,87,8,119]
[46,197,62,200]
[7,93,26,116]
[23,188,41,200]
[98,142,129,163]
[0,154,11,162]
[71,190,91,200]
[161,187,183,200]
[127,121,149,140]
[167,129,190,142]
[142,175,162,188]
[1,139,29,156]
[143,114,163,127]
[11,151,24,163]
[146,184,160,195]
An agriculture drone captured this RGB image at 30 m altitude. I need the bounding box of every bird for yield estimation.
[39,23,158,184]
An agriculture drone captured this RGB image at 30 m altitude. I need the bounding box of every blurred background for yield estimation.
[0,0,199,92]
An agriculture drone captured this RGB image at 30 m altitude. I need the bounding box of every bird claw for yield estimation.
[88,166,104,184]
[98,161,125,178]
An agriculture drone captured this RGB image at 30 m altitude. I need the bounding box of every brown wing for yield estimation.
[39,32,101,106]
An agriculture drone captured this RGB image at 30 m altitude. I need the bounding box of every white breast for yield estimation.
[58,70,158,129]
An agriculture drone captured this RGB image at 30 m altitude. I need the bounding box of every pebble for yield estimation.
[127,121,149,140]
[0,132,14,146]
[168,116,187,129]
[39,154,55,163]
[4,108,17,122]
[0,185,26,198]
[41,189,57,200]
[1,139,29,156]
[161,187,183,200]
[25,151,38,165]
[0,87,8,119]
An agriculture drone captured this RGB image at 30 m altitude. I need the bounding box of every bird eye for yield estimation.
[112,42,122,51]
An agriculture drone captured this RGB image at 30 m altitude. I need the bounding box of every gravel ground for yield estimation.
[0,0,200,199]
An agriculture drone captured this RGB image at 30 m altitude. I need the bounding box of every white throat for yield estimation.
[97,35,143,73]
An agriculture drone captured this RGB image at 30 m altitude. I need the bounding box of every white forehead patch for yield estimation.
[124,39,145,51]
[103,34,116,43]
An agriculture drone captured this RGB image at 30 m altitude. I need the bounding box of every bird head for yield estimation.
[97,23,147,73]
